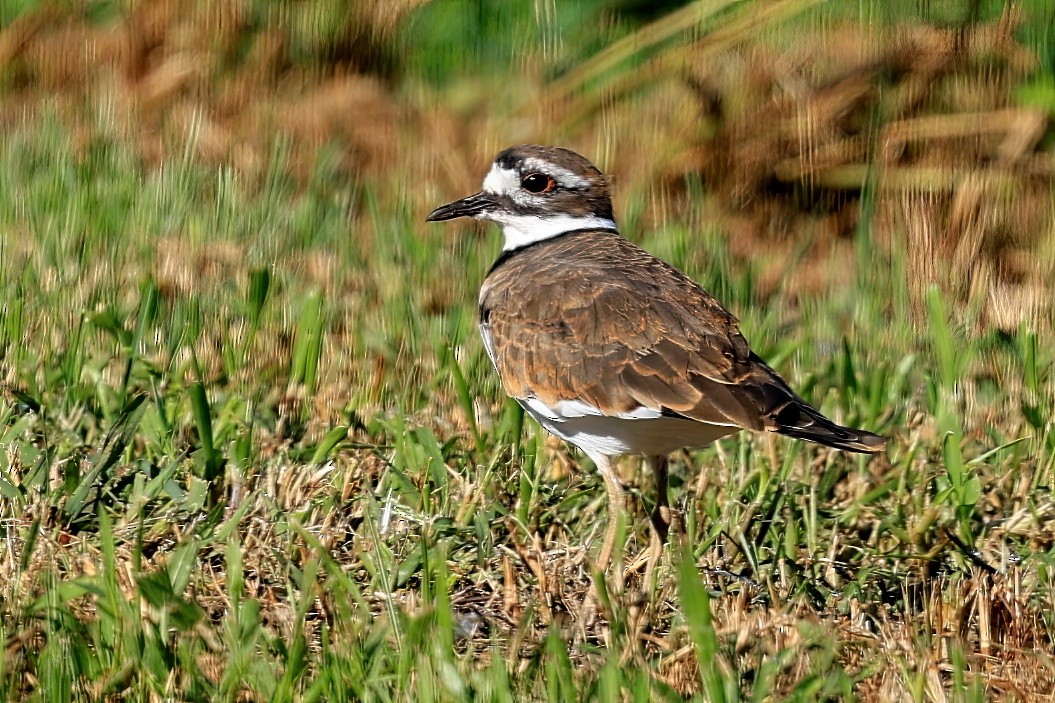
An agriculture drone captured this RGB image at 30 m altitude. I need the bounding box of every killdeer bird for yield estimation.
[427,145,885,594]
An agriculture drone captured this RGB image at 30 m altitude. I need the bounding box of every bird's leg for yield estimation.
[591,453,626,594]
[643,454,670,596]
[577,452,626,639]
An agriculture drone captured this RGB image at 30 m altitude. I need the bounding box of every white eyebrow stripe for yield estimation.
[520,157,591,189]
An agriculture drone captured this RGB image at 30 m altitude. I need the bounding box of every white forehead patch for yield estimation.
[482,165,520,195]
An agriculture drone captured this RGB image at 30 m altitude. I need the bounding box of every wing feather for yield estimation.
[479,230,885,452]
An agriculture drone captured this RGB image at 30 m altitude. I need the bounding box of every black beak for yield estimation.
[426,192,496,222]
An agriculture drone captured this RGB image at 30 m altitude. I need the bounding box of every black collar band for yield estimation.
[485,227,621,276]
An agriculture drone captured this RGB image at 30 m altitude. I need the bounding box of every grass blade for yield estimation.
[678,550,730,703]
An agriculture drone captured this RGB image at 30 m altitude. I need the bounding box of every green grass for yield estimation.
[2,107,1053,701]
[1,0,1055,700]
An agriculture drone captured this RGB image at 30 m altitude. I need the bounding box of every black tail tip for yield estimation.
[776,425,887,454]
[849,431,887,454]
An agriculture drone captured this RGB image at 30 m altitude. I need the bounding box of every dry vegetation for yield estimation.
[3,0,1051,321]
[1,0,1054,700]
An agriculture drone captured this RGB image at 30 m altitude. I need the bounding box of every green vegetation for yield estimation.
[1,0,1054,700]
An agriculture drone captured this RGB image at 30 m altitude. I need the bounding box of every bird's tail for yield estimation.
[774,405,886,453]
[750,354,886,454]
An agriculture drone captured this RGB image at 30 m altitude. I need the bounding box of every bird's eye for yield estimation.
[521,173,554,193]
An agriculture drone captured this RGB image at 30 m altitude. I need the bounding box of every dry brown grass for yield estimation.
[587,11,1054,323]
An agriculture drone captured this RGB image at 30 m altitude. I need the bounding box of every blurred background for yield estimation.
[4,2,1053,292]
[2,1,1055,699]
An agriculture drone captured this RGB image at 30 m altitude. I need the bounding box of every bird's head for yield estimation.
[426,145,617,251]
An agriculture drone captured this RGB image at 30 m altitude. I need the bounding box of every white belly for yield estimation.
[520,399,737,457]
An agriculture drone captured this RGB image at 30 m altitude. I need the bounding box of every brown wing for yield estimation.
[480,230,885,453]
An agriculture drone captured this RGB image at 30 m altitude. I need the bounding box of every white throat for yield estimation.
[489,212,618,251]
